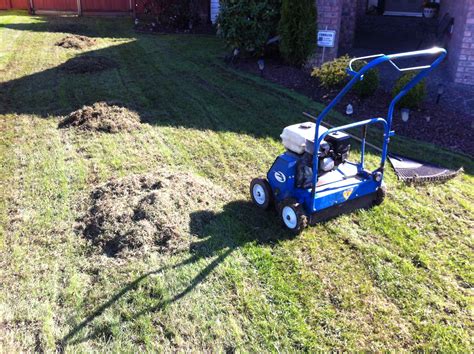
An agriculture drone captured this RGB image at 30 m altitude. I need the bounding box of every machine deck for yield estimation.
[315,162,362,196]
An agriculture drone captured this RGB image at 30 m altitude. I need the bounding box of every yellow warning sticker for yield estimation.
[343,188,353,200]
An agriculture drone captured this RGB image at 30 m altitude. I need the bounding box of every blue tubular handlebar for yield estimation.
[315,118,388,148]
[311,47,447,197]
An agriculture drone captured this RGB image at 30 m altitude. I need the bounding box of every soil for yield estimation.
[61,56,118,74]
[55,35,96,50]
[58,102,142,133]
[77,172,229,258]
[235,57,474,156]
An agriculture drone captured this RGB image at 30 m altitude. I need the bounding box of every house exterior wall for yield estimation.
[310,0,365,65]
[339,0,357,53]
[357,0,367,18]
[311,0,474,85]
[309,0,343,67]
[310,0,367,65]
[440,0,474,85]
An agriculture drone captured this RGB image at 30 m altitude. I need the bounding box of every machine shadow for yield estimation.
[59,200,291,348]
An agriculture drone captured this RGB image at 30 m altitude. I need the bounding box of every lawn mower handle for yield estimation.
[311,47,447,199]
[347,47,447,75]
[314,47,446,132]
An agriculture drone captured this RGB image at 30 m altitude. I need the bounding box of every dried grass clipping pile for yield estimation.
[55,34,96,49]
[77,172,229,257]
[58,102,141,133]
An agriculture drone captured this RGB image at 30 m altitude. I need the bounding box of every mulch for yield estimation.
[234,57,474,156]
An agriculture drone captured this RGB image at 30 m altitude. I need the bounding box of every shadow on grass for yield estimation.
[0,27,294,140]
[1,15,472,174]
[58,200,290,349]
[0,14,131,38]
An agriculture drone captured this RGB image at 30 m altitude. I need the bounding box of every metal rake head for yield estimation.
[388,155,463,185]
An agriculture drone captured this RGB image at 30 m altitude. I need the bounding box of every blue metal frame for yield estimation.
[308,47,447,212]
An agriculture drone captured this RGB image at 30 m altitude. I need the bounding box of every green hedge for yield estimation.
[217,0,281,55]
[278,0,317,66]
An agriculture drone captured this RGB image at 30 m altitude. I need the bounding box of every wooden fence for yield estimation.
[0,0,133,13]
[0,0,211,21]
[0,0,29,10]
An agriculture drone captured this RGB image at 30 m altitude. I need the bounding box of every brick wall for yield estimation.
[440,0,474,85]
[309,0,366,66]
[459,0,474,85]
[339,0,357,53]
[309,0,474,85]
[309,0,343,67]
[356,0,367,18]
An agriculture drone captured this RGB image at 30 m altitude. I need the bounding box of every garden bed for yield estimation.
[235,57,474,156]
[133,22,215,35]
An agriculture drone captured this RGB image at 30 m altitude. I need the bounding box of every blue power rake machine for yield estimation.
[250,47,447,233]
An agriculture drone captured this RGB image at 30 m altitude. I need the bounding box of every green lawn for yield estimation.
[0,11,473,352]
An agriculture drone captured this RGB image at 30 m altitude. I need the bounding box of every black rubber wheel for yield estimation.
[373,184,387,206]
[278,198,308,234]
[250,178,273,210]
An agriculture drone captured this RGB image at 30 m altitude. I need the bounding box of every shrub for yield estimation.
[352,60,379,98]
[278,0,317,66]
[161,0,201,29]
[311,55,379,98]
[147,0,200,29]
[392,72,426,109]
[311,55,351,89]
[217,0,281,55]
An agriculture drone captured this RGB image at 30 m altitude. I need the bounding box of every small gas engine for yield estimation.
[280,122,351,188]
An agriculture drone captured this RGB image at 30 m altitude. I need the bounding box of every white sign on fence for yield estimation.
[317,30,336,48]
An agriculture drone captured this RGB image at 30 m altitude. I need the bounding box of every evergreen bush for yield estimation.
[278,0,317,66]
[311,55,379,98]
[217,0,281,55]
[392,72,426,109]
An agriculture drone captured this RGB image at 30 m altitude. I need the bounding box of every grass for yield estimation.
[0,10,473,352]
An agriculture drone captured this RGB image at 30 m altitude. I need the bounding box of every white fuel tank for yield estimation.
[280,122,328,155]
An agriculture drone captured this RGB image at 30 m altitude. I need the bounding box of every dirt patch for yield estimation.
[61,56,118,74]
[55,35,96,50]
[58,102,141,133]
[77,172,229,257]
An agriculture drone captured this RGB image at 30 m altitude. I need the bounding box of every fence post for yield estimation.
[29,0,34,14]
[77,0,82,16]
